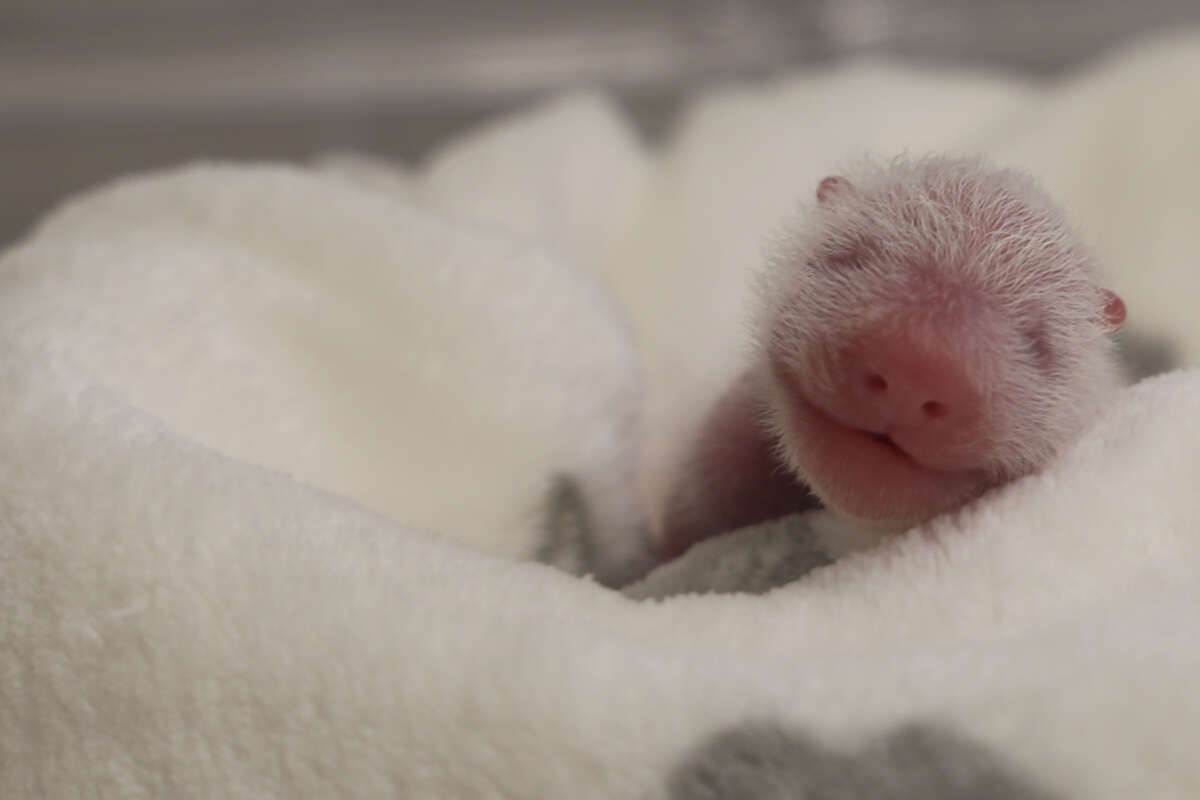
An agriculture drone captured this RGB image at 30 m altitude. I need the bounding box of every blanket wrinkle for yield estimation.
[4,30,1200,800]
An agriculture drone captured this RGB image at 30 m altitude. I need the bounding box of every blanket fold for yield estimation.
[4,30,1200,800]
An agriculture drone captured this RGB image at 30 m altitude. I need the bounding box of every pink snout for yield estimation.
[836,329,984,465]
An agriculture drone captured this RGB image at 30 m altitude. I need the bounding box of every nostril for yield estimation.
[864,373,887,393]
[921,400,948,420]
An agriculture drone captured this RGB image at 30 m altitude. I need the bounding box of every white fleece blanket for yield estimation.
[4,31,1200,800]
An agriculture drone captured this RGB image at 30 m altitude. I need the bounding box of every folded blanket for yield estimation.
[4,29,1200,800]
[4,163,652,584]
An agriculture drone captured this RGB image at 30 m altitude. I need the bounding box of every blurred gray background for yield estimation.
[4,0,1200,244]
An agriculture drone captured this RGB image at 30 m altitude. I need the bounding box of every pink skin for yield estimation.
[662,158,1126,559]
[771,326,993,525]
[660,371,821,558]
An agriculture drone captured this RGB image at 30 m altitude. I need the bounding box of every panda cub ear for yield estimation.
[816,176,851,204]
[1100,289,1126,331]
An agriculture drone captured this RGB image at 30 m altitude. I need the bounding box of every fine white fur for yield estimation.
[5,29,1200,800]
[760,155,1123,510]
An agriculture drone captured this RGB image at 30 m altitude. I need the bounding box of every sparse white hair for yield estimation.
[759,154,1123,488]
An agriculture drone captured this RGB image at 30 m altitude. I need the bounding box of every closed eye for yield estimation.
[825,249,864,270]
[1022,325,1053,370]
[814,235,880,271]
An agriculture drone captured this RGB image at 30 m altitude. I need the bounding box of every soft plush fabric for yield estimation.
[3,30,1200,800]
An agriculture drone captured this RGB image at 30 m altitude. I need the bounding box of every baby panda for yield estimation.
[660,155,1127,560]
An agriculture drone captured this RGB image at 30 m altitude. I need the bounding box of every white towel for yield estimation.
[4,30,1200,800]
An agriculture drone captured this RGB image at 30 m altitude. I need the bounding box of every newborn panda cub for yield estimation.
[662,156,1127,559]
